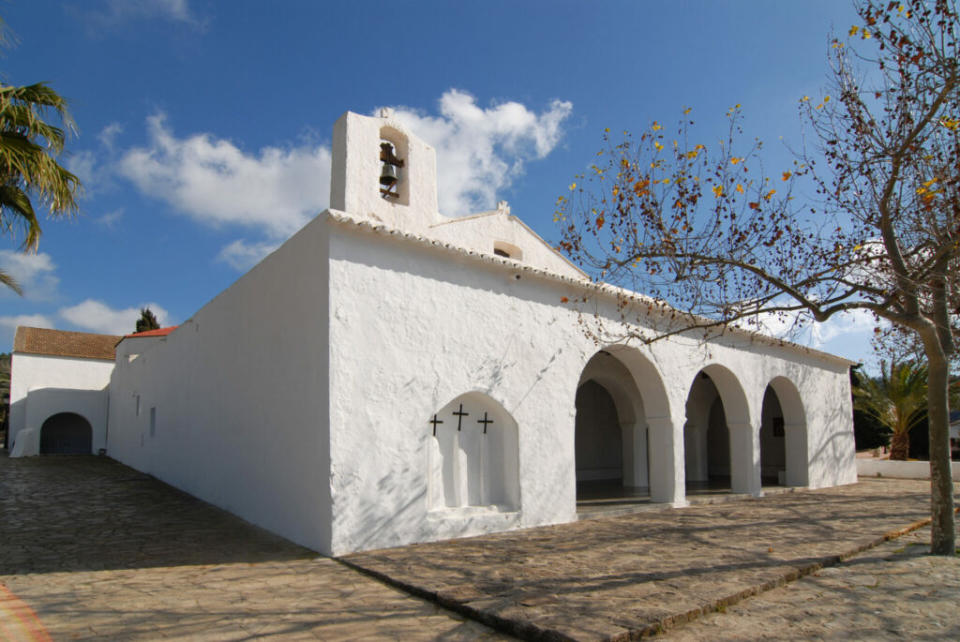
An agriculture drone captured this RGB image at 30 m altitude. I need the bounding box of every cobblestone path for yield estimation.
[0,455,508,640]
[344,478,956,640]
[2,453,956,641]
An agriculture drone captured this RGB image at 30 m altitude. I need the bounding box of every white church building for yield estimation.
[9,111,857,556]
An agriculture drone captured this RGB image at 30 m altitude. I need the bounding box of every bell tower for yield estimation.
[329,109,440,232]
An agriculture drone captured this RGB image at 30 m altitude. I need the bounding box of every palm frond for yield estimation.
[0,267,22,295]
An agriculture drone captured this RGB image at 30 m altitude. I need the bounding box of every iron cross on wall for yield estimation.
[430,404,494,435]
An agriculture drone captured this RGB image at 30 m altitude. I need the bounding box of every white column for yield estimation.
[784,422,809,487]
[684,422,708,482]
[728,421,762,496]
[648,416,686,505]
[622,420,648,488]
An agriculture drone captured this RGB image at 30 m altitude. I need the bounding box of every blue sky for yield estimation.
[0,0,879,364]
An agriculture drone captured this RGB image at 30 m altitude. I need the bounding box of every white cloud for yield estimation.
[116,90,573,272]
[742,306,880,358]
[119,113,331,237]
[67,123,126,196]
[96,208,125,228]
[98,123,124,151]
[0,314,54,331]
[381,90,573,215]
[81,0,204,30]
[0,251,60,301]
[217,239,281,272]
[59,300,171,335]
[0,314,55,351]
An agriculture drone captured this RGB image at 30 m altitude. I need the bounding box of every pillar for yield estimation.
[728,421,762,496]
[648,416,687,505]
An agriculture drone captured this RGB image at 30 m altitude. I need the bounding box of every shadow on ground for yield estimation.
[0,453,314,575]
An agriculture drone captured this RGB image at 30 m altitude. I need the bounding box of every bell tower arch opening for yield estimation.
[378,126,409,206]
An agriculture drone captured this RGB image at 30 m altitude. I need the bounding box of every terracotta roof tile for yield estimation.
[124,326,178,339]
[13,327,120,361]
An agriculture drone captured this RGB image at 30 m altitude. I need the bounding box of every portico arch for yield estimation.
[39,412,93,455]
[575,347,676,504]
[763,376,808,487]
[684,365,757,495]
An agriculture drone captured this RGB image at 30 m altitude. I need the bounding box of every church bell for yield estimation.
[379,162,398,187]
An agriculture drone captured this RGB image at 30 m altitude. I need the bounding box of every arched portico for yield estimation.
[575,347,679,505]
[684,365,758,496]
[39,412,93,454]
[763,376,809,487]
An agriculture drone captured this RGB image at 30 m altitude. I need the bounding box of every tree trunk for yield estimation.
[926,351,956,555]
[889,430,910,461]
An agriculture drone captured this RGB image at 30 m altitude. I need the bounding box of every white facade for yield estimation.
[9,353,114,457]
[13,111,858,556]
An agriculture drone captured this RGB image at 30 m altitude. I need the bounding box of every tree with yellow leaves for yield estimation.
[557,0,959,555]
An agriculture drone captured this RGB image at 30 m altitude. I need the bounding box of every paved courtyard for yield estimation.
[1,453,958,640]
[0,455,508,640]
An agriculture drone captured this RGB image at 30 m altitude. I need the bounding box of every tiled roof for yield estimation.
[124,326,178,339]
[13,327,120,361]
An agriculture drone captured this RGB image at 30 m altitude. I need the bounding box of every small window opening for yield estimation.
[379,142,405,200]
[135,394,141,416]
[493,241,523,261]
[149,407,157,437]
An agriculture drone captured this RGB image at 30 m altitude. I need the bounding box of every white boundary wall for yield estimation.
[107,215,332,554]
[857,459,960,480]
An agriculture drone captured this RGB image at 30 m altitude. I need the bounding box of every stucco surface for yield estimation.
[107,213,332,554]
[326,218,856,554]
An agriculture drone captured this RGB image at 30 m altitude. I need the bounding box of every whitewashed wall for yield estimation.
[325,221,856,554]
[9,353,114,456]
[426,210,586,279]
[107,214,333,554]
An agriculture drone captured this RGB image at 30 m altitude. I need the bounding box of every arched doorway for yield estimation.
[765,377,809,487]
[760,386,787,485]
[685,373,731,491]
[684,365,754,495]
[575,380,625,490]
[575,348,673,509]
[40,412,92,454]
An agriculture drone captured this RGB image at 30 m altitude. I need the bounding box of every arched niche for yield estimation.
[426,392,519,512]
[764,376,809,487]
[379,126,410,206]
[40,412,92,455]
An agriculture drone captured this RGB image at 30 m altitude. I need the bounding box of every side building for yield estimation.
[9,327,120,456]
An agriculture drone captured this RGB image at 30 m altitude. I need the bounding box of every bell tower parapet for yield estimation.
[330,110,440,232]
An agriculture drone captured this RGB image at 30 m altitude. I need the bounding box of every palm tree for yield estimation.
[0,80,80,293]
[854,361,929,461]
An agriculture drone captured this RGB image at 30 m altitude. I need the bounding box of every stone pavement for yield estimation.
[0,455,509,640]
[1,454,957,641]
[344,479,956,640]
[664,525,960,641]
